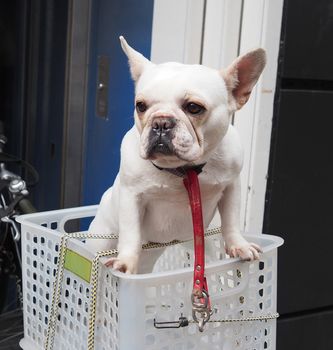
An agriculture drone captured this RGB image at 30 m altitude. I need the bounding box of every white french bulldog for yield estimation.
[87,36,266,274]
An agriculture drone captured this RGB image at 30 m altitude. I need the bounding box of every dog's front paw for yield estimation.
[225,236,262,261]
[105,254,139,274]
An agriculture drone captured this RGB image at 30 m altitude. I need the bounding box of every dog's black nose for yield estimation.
[152,118,176,134]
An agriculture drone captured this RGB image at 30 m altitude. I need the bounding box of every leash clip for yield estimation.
[191,290,212,332]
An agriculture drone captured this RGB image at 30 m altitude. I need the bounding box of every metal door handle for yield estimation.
[96,55,110,118]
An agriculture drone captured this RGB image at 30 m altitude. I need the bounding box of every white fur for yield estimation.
[87,37,266,273]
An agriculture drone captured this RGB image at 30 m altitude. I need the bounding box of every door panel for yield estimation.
[25,0,69,210]
[277,310,333,350]
[82,0,154,205]
[281,0,333,81]
[265,90,333,314]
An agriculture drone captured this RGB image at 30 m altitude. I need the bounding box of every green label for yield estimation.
[64,249,92,283]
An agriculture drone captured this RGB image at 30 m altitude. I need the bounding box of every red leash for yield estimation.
[151,162,211,331]
[183,169,212,331]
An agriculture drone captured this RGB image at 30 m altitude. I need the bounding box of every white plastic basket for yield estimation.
[17,205,283,350]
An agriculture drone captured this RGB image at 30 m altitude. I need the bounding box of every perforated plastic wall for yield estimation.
[18,206,282,350]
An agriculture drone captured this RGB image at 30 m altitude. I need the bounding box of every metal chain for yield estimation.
[44,233,118,350]
[44,233,69,350]
[44,230,218,350]
[189,313,279,324]
[44,228,278,350]
[87,248,118,349]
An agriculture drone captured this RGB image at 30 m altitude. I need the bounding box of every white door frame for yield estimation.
[151,0,205,64]
[235,0,284,233]
[151,0,284,233]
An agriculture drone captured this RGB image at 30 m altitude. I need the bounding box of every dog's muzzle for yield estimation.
[147,117,176,157]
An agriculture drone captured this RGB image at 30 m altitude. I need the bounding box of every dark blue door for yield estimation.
[82,0,154,205]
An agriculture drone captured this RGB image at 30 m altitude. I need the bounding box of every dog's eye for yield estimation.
[136,101,148,113]
[184,102,205,115]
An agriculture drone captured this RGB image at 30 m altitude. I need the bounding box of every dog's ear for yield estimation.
[222,49,266,111]
[119,36,153,81]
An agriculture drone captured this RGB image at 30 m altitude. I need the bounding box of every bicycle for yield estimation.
[0,121,38,314]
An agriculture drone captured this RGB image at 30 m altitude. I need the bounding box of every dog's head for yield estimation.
[120,36,266,168]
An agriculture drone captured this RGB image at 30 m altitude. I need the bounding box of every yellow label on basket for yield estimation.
[64,249,92,283]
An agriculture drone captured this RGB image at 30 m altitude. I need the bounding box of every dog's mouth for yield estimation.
[147,122,175,159]
[146,138,175,159]
[144,117,177,159]
[140,116,203,163]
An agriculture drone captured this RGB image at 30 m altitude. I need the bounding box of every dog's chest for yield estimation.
[141,172,227,243]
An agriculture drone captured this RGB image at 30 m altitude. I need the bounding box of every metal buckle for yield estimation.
[154,316,189,329]
[191,290,211,332]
